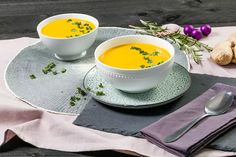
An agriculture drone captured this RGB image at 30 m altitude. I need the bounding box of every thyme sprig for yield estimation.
[129,20,213,63]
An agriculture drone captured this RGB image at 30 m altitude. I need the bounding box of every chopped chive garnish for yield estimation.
[71,28,77,32]
[151,50,160,56]
[61,68,67,73]
[42,62,56,74]
[86,87,91,91]
[69,87,88,106]
[140,65,145,68]
[42,62,66,76]
[30,74,36,79]
[130,46,149,55]
[130,46,142,51]
[96,91,105,96]
[143,56,153,64]
[147,59,153,64]
[70,96,77,102]
[73,22,81,26]
[52,71,58,75]
[98,83,104,88]
[67,19,72,22]
[77,87,87,96]
[157,61,164,65]
[70,101,76,106]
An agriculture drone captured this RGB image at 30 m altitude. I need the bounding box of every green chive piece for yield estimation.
[98,83,104,88]
[30,74,36,79]
[143,56,153,64]
[67,19,72,22]
[86,87,91,91]
[42,69,48,74]
[42,62,56,74]
[70,101,76,106]
[70,96,77,102]
[157,61,164,65]
[61,68,67,73]
[140,65,145,68]
[77,87,87,96]
[151,50,160,56]
[52,71,58,75]
[96,91,105,96]
[130,46,149,55]
[71,28,77,32]
[147,59,153,64]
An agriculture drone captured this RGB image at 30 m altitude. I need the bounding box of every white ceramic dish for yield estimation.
[95,35,175,93]
[37,13,99,61]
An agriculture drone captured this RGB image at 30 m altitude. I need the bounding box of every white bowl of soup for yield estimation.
[95,35,175,93]
[37,13,99,61]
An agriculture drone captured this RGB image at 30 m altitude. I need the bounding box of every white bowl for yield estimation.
[95,35,175,93]
[37,13,99,61]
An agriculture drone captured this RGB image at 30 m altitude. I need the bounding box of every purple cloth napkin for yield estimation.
[141,83,236,157]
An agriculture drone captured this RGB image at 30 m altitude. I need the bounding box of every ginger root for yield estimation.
[232,46,236,64]
[211,32,236,65]
[228,32,236,44]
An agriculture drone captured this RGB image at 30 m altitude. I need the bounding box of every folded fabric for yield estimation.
[141,83,236,157]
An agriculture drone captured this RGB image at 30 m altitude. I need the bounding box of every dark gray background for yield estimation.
[1,0,236,156]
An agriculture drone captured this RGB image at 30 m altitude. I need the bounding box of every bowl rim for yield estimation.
[37,13,99,40]
[95,34,175,72]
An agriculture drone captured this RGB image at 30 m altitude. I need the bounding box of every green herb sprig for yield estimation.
[129,20,212,63]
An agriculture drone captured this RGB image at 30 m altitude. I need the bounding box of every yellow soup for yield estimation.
[99,43,171,69]
[41,18,95,38]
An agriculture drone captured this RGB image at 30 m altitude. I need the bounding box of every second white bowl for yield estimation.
[95,35,175,93]
[37,13,99,61]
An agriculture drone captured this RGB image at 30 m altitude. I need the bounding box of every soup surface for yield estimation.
[41,18,95,38]
[99,43,171,69]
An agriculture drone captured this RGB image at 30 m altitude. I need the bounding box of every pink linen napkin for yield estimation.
[141,83,236,157]
[1,26,236,157]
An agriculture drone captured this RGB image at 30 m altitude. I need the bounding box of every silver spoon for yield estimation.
[164,91,234,143]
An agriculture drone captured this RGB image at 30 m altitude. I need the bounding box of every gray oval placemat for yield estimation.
[4,27,189,115]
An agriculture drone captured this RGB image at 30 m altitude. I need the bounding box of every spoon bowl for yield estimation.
[205,91,234,115]
[164,91,234,143]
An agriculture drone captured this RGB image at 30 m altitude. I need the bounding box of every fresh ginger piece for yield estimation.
[232,46,236,64]
[227,32,236,64]
[210,41,233,65]
[228,32,236,46]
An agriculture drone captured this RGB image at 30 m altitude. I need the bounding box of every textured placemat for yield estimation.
[4,27,189,115]
[74,73,236,152]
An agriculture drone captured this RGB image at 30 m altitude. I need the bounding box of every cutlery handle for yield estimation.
[164,114,209,143]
